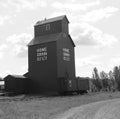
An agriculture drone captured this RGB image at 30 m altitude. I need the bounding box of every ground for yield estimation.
[0,92,120,119]
[55,98,120,119]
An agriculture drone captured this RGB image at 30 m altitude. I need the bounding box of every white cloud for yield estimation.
[0,44,7,59]
[21,65,28,73]
[79,7,119,22]
[7,33,32,57]
[52,1,100,11]
[4,0,47,12]
[0,1,6,7]
[109,57,120,69]
[70,22,118,47]
[0,15,10,25]
[51,6,119,48]
[75,55,101,77]
[76,55,100,67]
[0,44,7,51]
[1,70,12,78]
[0,53,3,59]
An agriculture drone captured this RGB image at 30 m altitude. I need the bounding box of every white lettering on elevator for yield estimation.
[36,47,47,61]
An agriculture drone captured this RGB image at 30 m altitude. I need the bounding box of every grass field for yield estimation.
[0,92,120,119]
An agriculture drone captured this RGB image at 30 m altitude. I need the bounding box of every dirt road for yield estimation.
[55,98,120,119]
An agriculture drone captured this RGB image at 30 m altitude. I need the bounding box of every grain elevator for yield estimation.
[28,15,76,93]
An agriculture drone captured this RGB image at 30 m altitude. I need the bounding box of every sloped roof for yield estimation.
[68,35,75,47]
[28,33,63,46]
[23,72,29,77]
[28,33,75,47]
[35,15,69,26]
[4,75,27,79]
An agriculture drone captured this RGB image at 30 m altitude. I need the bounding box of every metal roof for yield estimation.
[34,15,69,26]
[5,75,27,79]
[28,33,63,46]
[28,33,75,47]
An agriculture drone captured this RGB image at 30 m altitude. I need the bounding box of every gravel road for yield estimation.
[55,98,120,119]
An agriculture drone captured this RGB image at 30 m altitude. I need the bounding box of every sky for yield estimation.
[0,0,120,78]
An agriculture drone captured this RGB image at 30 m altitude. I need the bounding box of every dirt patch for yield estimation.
[55,98,120,119]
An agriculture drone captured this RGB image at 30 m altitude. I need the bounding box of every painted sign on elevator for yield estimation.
[63,48,70,61]
[36,47,47,61]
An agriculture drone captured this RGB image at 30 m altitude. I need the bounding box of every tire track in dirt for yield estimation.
[55,98,120,119]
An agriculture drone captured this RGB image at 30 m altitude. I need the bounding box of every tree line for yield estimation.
[90,66,120,92]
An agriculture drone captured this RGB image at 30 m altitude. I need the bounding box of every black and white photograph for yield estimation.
[0,0,120,119]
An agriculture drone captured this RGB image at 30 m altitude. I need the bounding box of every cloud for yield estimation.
[109,57,120,69]
[21,65,28,73]
[79,7,119,22]
[2,0,47,12]
[0,44,7,51]
[7,33,32,57]
[51,5,119,48]
[0,15,10,25]
[75,55,101,77]
[70,22,118,47]
[0,44,7,59]
[76,55,100,67]
[66,0,76,2]
[52,1,100,11]
[0,53,4,59]
[1,70,12,78]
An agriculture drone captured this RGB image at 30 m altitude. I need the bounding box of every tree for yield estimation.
[100,71,109,91]
[108,70,116,91]
[92,67,102,91]
[109,70,114,80]
[113,66,119,80]
[100,71,108,79]
[92,67,100,80]
[113,66,120,90]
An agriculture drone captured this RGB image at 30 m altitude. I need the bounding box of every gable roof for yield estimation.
[34,15,69,26]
